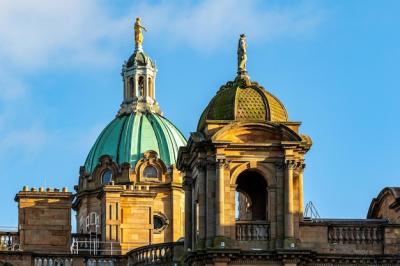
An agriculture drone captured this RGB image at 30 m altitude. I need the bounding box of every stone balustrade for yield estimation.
[127,241,183,265]
[300,219,388,254]
[86,258,117,265]
[34,257,73,266]
[328,224,383,244]
[235,221,270,241]
[0,231,19,251]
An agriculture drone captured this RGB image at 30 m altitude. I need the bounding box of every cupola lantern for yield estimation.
[119,18,160,115]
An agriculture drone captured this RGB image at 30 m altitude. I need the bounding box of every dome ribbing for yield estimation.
[84,112,186,174]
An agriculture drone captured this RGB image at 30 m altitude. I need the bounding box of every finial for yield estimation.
[134,17,147,50]
[237,34,247,76]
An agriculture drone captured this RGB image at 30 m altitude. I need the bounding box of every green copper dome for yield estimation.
[197,76,288,130]
[84,112,187,174]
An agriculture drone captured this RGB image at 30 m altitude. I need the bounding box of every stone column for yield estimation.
[284,160,295,245]
[144,75,149,98]
[183,177,193,251]
[268,185,277,247]
[191,181,197,250]
[216,158,226,237]
[153,74,156,99]
[206,159,216,246]
[275,162,285,247]
[197,160,207,246]
[134,75,139,97]
[298,163,305,219]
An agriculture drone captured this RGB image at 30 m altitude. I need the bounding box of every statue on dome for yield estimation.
[134,17,147,49]
[237,34,247,75]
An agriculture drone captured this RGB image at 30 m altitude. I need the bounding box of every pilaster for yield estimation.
[183,176,193,251]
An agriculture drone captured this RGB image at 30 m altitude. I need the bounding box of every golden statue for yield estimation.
[134,17,147,48]
[237,34,247,74]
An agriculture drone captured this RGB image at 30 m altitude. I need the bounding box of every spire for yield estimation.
[134,17,147,51]
[119,19,160,116]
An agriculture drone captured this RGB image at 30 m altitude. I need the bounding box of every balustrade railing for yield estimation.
[34,257,73,266]
[328,225,383,244]
[0,230,19,251]
[85,258,117,266]
[127,242,183,266]
[236,221,270,241]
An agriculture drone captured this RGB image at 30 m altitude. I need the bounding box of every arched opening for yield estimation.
[129,77,134,97]
[235,170,269,241]
[235,170,267,220]
[138,76,145,96]
[148,77,153,98]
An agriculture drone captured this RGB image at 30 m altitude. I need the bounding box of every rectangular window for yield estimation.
[116,203,119,220]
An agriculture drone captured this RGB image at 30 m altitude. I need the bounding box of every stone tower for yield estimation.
[177,35,312,257]
[15,186,72,254]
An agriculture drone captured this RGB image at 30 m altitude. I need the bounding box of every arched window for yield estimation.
[102,169,112,184]
[143,166,158,178]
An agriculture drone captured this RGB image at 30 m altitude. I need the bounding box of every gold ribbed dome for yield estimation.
[198,76,288,131]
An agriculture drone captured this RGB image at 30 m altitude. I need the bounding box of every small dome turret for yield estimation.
[197,35,288,131]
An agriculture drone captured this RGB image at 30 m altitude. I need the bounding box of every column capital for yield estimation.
[284,160,305,170]
[216,157,229,169]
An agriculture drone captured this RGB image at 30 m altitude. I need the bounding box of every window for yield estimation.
[143,166,158,178]
[102,169,112,184]
[154,216,164,230]
[153,213,168,233]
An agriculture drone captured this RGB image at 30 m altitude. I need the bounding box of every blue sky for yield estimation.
[0,0,399,227]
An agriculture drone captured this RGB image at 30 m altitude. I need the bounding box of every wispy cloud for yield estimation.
[135,0,324,51]
[0,0,324,156]
[0,0,324,71]
[0,0,126,70]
